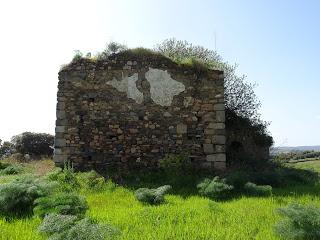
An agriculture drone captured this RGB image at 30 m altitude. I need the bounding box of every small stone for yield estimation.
[163,112,172,117]
[176,123,187,134]
[129,129,138,134]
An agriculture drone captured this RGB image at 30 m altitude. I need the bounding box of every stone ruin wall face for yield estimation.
[54,56,226,171]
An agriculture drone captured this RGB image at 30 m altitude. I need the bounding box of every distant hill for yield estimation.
[271,145,320,155]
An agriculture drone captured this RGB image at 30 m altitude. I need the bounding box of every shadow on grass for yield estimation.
[109,165,320,201]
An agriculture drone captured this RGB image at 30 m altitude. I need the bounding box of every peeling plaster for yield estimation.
[145,68,185,106]
[107,73,143,104]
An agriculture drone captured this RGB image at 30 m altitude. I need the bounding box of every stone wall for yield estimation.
[54,53,226,172]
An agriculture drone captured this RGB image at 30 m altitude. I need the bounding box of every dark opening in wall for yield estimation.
[89,97,95,103]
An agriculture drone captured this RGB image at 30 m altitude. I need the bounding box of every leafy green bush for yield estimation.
[39,214,119,240]
[274,203,320,240]
[0,164,24,175]
[76,170,105,190]
[0,176,56,217]
[197,177,234,200]
[135,185,172,205]
[244,182,272,196]
[226,170,249,189]
[34,192,88,218]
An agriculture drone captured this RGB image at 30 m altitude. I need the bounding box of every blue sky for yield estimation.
[0,0,319,146]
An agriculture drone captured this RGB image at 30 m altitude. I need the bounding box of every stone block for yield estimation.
[216,111,225,122]
[176,123,187,134]
[55,126,65,133]
[57,101,65,110]
[204,129,215,135]
[55,138,66,147]
[206,153,226,162]
[214,103,225,111]
[54,148,62,155]
[212,135,226,144]
[208,123,225,129]
[53,154,68,163]
[215,145,226,153]
[214,161,226,170]
[203,144,214,153]
[56,110,66,119]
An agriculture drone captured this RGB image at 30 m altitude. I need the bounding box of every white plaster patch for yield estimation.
[145,68,185,106]
[107,73,143,104]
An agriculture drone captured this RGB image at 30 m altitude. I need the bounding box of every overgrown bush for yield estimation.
[34,192,88,218]
[249,167,319,187]
[226,170,249,189]
[250,171,282,187]
[135,185,172,205]
[39,214,119,240]
[274,203,320,240]
[197,177,234,200]
[47,163,79,192]
[38,213,78,235]
[279,167,319,186]
[244,182,272,196]
[0,164,24,175]
[76,170,105,190]
[0,175,56,217]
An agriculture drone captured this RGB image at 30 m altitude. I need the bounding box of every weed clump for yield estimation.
[39,214,119,240]
[0,175,56,217]
[244,182,272,196]
[135,185,172,205]
[197,177,234,200]
[274,203,320,240]
[0,164,23,175]
[76,170,105,190]
[34,192,88,218]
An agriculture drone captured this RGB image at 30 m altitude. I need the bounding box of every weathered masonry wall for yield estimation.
[54,55,226,171]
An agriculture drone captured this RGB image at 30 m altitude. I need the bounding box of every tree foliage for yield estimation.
[0,140,14,159]
[11,132,54,156]
[154,38,264,125]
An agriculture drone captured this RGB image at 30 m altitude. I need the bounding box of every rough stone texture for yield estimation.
[54,55,226,171]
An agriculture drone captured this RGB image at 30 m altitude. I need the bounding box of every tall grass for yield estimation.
[1,160,320,239]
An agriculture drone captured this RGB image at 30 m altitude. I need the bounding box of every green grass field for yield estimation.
[1,159,320,240]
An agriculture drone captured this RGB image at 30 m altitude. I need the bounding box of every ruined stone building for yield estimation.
[54,53,226,171]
